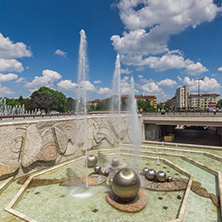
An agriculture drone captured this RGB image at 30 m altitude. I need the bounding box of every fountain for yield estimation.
[128,76,142,170]
[76,29,89,188]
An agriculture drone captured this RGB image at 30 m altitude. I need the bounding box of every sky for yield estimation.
[0,0,222,102]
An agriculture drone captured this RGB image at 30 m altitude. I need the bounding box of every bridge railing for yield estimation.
[142,111,222,116]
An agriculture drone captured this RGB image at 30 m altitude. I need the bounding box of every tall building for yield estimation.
[175,85,190,109]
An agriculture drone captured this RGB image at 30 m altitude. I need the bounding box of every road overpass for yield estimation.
[142,112,222,143]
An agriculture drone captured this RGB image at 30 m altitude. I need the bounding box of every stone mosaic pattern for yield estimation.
[0,115,133,180]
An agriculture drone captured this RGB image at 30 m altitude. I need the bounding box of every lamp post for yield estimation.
[194,78,204,111]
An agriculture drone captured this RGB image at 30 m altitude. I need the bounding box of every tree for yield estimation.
[5,98,21,107]
[66,97,76,112]
[26,87,67,113]
[137,99,154,112]
[216,99,222,109]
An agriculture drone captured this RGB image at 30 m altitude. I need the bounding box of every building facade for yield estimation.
[188,93,220,110]
[175,85,190,110]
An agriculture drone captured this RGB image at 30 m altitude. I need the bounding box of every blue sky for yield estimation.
[0,0,222,102]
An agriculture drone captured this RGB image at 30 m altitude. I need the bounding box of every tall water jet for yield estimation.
[76,29,89,188]
[128,76,142,170]
[110,54,121,157]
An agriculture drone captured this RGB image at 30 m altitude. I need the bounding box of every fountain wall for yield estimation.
[0,114,136,180]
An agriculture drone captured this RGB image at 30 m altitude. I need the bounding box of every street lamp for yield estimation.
[194,78,204,111]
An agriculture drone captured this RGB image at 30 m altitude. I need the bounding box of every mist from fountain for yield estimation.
[76,29,89,188]
[110,54,121,157]
[128,76,142,171]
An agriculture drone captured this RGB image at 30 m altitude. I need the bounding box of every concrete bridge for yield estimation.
[142,112,222,142]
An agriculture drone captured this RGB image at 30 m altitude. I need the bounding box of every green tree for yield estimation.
[137,99,154,112]
[26,87,67,113]
[216,99,222,109]
[5,98,21,107]
[66,97,76,112]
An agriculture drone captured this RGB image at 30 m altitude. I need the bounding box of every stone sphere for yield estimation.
[94,165,101,174]
[143,167,149,175]
[87,155,98,167]
[112,168,140,201]
[145,169,156,181]
[104,170,110,177]
[156,171,166,182]
[111,157,120,168]
[167,176,173,182]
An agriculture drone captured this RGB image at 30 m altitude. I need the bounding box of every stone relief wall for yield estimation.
[0,115,133,180]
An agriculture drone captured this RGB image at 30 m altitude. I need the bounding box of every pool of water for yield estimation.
[0,145,221,222]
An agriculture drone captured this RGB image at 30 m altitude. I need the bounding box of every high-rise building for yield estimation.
[175,85,190,109]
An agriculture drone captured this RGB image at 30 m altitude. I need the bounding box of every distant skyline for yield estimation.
[0,0,222,102]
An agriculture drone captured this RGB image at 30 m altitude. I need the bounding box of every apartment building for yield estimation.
[189,93,220,110]
[175,86,190,109]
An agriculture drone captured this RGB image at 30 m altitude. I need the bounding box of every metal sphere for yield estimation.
[104,170,110,177]
[145,169,156,181]
[111,157,120,168]
[137,170,143,175]
[112,168,140,201]
[87,155,98,167]
[156,171,166,182]
[94,165,101,174]
[167,176,173,182]
[143,167,149,175]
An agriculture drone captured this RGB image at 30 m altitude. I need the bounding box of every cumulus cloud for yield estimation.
[57,80,77,90]
[121,67,133,74]
[121,51,208,75]
[141,80,167,101]
[97,87,111,95]
[0,58,24,72]
[119,76,139,94]
[111,0,221,72]
[218,67,222,72]
[158,78,177,87]
[0,73,18,82]
[0,83,14,96]
[54,49,67,57]
[15,77,25,83]
[25,69,62,89]
[112,0,220,55]
[179,76,221,93]
[94,80,102,84]
[0,33,32,59]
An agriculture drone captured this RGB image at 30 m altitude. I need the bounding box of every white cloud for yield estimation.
[120,67,132,74]
[112,0,220,56]
[111,0,220,73]
[0,73,18,82]
[120,76,139,94]
[57,80,77,91]
[94,80,102,84]
[158,78,177,87]
[141,80,167,101]
[218,67,222,72]
[138,75,143,78]
[0,33,32,59]
[25,69,62,88]
[97,87,111,95]
[54,49,67,57]
[15,77,25,83]
[121,51,208,75]
[0,83,14,96]
[180,76,221,93]
[0,58,24,72]
[80,80,96,92]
